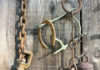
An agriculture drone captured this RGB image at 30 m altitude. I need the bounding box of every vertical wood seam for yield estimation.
[80,9,83,55]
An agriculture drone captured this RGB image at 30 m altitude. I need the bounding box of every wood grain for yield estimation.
[0,0,16,70]
[26,0,80,70]
[82,0,100,70]
[2,0,100,70]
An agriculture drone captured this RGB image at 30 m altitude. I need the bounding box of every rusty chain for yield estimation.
[67,1,81,69]
[67,12,77,70]
[17,0,33,70]
[68,4,81,69]
[19,0,27,63]
[69,40,78,70]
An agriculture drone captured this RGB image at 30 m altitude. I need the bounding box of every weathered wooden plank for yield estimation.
[0,0,16,70]
[82,0,100,70]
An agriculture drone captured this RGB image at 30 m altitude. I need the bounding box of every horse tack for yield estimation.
[53,16,82,54]
[38,13,68,49]
[37,0,93,70]
[58,1,81,69]
[38,11,82,49]
[38,15,83,54]
[38,0,82,50]
[37,5,74,49]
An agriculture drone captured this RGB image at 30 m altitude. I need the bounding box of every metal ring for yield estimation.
[81,54,89,62]
[61,0,82,14]
[38,20,56,49]
[69,40,77,49]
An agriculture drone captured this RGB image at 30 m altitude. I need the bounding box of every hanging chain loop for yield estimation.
[68,11,78,70]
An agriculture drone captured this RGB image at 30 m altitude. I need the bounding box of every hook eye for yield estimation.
[80,54,89,62]
[61,0,82,14]
[69,40,77,49]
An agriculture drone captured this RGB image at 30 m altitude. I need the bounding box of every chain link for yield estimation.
[68,13,78,70]
[69,41,78,70]
[18,0,27,64]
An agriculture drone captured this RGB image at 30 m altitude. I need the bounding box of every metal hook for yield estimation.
[61,0,82,14]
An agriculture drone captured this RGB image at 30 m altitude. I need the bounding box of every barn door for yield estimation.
[0,0,100,70]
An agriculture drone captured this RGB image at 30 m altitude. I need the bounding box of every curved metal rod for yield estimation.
[53,17,81,54]
[38,13,82,50]
[74,17,81,36]
[38,20,56,49]
[38,13,68,49]
[38,13,67,28]
[61,0,82,14]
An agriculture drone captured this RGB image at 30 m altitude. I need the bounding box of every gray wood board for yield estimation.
[0,0,16,70]
[82,0,100,70]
